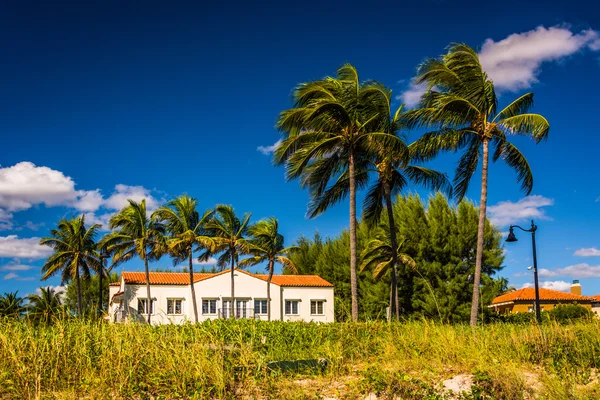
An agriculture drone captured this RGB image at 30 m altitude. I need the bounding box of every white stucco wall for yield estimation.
[280,287,335,322]
[108,271,334,324]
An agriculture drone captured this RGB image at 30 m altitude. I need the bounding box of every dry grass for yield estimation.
[1,318,599,399]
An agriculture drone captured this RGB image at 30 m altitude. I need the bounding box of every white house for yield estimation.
[108,269,335,324]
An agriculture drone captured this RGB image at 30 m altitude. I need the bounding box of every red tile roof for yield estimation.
[590,294,600,302]
[122,271,217,285]
[120,269,333,288]
[491,287,594,304]
[251,272,334,287]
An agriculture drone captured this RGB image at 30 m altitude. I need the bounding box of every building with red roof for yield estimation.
[108,269,334,324]
[489,280,594,314]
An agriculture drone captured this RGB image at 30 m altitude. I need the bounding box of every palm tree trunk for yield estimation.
[348,150,359,322]
[144,254,152,325]
[470,137,489,327]
[230,251,236,319]
[267,260,274,321]
[189,251,198,323]
[384,188,400,321]
[76,266,82,318]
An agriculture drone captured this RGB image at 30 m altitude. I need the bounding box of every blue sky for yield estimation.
[1,0,599,297]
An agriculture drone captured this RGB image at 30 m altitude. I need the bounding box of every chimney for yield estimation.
[571,280,582,295]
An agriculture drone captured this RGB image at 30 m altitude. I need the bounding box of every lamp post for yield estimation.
[506,220,541,324]
[99,251,110,315]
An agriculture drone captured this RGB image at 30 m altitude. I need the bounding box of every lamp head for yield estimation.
[506,227,518,243]
[527,266,533,271]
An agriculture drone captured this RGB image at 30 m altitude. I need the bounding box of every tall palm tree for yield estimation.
[345,82,452,320]
[152,195,215,323]
[100,199,165,324]
[202,205,250,319]
[0,291,25,318]
[27,287,65,324]
[274,64,405,321]
[40,216,101,317]
[239,217,297,321]
[404,44,550,326]
[359,226,416,319]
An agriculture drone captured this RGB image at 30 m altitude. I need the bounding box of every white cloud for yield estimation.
[0,235,53,259]
[397,26,600,105]
[0,209,13,230]
[396,80,428,108]
[521,280,572,292]
[82,212,113,231]
[24,221,45,231]
[479,26,600,91]
[0,264,35,271]
[257,140,282,156]
[0,162,100,211]
[73,189,104,212]
[539,263,600,278]
[103,184,160,211]
[574,247,600,257]
[0,163,162,229]
[3,272,18,280]
[193,257,217,265]
[2,272,34,281]
[488,195,553,227]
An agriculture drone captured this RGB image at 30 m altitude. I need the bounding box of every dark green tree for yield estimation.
[64,272,120,316]
[290,193,506,322]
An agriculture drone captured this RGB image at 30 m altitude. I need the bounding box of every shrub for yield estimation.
[547,304,596,324]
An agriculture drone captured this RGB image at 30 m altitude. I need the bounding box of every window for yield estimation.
[202,299,217,315]
[167,299,183,315]
[285,300,299,315]
[310,300,324,315]
[254,300,267,315]
[137,298,155,315]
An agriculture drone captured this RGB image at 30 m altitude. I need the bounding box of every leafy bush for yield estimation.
[547,304,596,324]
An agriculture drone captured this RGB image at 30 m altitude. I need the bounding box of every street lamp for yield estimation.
[506,220,541,323]
[99,251,111,315]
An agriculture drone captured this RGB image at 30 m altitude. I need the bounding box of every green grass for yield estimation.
[1,319,599,399]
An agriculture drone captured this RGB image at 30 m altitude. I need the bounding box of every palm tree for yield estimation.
[202,205,250,319]
[404,44,550,326]
[351,83,452,320]
[100,199,165,324]
[274,64,405,321]
[239,217,297,321]
[152,195,215,323]
[27,287,65,324]
[40,216,101,317]
[359,226,416,319]
[0,291,25,318]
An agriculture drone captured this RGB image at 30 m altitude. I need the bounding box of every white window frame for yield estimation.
[167,298,183,315]
[254,299,268,315]
[137,298,155,315]
[285,300,300,316]
[202,299,217,315]
[310,300,325,316]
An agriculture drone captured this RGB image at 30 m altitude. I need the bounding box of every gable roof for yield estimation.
[120,269,334,288]
[491,287,593,304]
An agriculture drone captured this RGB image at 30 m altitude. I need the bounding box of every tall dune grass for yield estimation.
[1,318,599,399]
